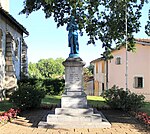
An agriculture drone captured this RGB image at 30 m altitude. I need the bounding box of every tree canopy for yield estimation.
[28,62,44,79]
[21,0,149,50]
[145,9,150,36]
[28,58,65,79]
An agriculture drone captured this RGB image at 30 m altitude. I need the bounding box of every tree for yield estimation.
[31,58,65,79]
[83,65,93,90]
[145,9,150,36]
[87,64,94,74]
[28,62,43,79]
[55,58,65,76]
[20,0,149,50]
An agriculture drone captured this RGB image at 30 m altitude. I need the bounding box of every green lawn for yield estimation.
[41,95,107,107]
[0,95,150,116]
[41,95,61,105]
[87,96,107,107]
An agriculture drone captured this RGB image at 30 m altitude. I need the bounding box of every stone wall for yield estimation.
[21,40,28,78]
[0,12,28,99]
[5,33,15,76]
[0,55,5,89]
[0,29,4,90]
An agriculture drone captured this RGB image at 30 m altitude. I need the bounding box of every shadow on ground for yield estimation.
[101,109,136,123]
[101,109,150,133]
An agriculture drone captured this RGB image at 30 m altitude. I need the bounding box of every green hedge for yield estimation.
[18,78,65,95]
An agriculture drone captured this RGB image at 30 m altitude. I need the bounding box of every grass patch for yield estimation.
[41,95,61,105]
[140,102,150,116]
[2,95,106,112]
[1,95,149,115]
[0,100,13,113]
[87,96,107,107]
[42,95,107,108]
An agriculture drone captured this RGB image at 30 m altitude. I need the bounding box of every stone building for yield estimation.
[0,1,29,99]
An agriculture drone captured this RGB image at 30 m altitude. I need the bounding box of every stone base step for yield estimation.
[55,108,93,116]
[38,111,111,129]
[39,121,111,128]
[47,114,102,123]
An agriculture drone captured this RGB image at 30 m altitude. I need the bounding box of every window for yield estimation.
[115,57,121,65]
[134,77,144,88]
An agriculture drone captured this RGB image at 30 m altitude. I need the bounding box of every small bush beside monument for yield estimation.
[10,83,46,110]
[103,85,145,112]
[9,78,64,110]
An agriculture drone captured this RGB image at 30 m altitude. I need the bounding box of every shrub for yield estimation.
[43,79,65,95]
[103,85,145,111]
[18,78,65,95]
[10,83,45,110]
[127,92,145,111]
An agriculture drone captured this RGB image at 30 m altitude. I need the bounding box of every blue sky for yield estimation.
[10,0,149,66]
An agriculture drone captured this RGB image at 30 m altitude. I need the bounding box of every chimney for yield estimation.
[0,0,9,12]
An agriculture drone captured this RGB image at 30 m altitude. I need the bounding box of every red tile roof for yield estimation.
[135,38,150,43]
[91,38,150,63]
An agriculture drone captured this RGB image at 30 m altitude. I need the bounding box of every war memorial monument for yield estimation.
[38,16,111,128]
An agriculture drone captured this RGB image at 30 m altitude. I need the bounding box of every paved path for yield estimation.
[0,109,149,134]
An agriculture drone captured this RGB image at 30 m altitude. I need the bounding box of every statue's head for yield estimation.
[66,16,78,31]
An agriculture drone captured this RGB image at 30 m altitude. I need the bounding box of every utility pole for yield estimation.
[125,0,128,91]
[105,47,108,91]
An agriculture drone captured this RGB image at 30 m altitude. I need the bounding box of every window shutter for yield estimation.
[134,77,138,88]
[133,77,144,88]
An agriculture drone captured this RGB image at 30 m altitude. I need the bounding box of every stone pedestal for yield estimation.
[40,57,111,128]
[61,57,87,108]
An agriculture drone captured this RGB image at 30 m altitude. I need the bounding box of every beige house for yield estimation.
[91,39,150,101]
[0,1,29,99]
